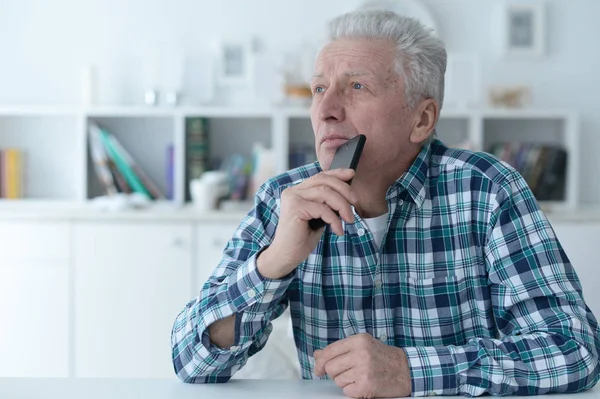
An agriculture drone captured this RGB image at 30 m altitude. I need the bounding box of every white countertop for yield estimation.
[0,379,598,399]
[0,200,599,224]
[0,200,248,222]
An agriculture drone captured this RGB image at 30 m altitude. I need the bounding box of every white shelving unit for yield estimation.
[0,105,579,209]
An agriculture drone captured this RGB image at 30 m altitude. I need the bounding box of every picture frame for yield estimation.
[503,1,546,58]
[214,39,255,87]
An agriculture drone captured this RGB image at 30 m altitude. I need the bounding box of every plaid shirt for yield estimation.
[172,139,600,396]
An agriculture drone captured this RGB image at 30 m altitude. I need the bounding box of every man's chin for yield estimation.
[318,155,334,170]
[317,149,336,170]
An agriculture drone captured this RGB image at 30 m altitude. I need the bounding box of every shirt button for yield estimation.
[374,279,382,289]
[357,228,365,236]
[398,199,404,206]
[379,333,388,342]
[230,345,239,351]
[247,289,256,298]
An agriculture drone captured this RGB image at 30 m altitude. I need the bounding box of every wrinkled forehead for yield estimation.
[313,38,397,77]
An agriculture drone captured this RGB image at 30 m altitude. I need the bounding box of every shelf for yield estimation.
[86,116,174,200]
[0,105,81,116]
[0,105,577,120]
[478,108,576,119]
[0,115,84,200]
[0,199,247,222]
[181,106,274,118]
[0,198,596,225]
[0,105,582,210]
[84,107,177,118]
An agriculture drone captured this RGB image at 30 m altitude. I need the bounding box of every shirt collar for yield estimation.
[387,140,433,209]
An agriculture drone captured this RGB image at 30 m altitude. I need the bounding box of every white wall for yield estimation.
[1,0,599,203]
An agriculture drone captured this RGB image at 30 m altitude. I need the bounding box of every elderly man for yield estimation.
[171,9,600,398]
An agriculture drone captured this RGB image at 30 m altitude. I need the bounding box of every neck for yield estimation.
[351,150,419,219]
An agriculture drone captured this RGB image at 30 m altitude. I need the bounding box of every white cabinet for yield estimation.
[0,221,70,377]
[193,223,239,294]
[552,223,600,315]
[73,221,193,378]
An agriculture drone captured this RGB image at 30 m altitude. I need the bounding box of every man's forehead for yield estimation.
[312,70,375,79]
[313,39,395,76]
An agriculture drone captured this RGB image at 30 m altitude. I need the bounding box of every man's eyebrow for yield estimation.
[312,72,323,79]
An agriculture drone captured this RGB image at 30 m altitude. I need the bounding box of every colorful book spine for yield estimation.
[0,149,25,199]
[88,124,118,196]
[166,144,174,200]
[108,158,131,193]
[96,129,152,199]
[185,117,209,201]
[0,150,4,198]
[108,134,165,199]
[487,142,567,201]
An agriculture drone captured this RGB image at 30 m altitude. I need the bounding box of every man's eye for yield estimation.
[314,86,325,94]
[353,83,364,90]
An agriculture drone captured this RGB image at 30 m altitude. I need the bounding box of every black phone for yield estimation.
[308,134,366,230]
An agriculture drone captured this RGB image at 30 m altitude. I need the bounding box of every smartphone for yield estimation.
[308,134,366,230]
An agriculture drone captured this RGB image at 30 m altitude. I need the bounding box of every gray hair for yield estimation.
[327,9,447,110]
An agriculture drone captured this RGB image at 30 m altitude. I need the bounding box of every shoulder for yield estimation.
[429,140,523,192]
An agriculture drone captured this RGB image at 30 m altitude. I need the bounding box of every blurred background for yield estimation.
[1,0,599,382]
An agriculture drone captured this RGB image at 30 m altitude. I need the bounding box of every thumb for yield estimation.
[324,167,355,178]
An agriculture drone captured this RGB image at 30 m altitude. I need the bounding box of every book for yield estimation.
[486,142,567,202]
[166,144,174,200]
[88,124,118,196]
[108,158,131,194]
[0,149,25,199]
[0,150,4,198]
[96,128,152,199]
[185,118,209,201]
[107,134,165,199]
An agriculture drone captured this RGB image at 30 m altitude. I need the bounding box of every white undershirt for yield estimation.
[362,213,388,251]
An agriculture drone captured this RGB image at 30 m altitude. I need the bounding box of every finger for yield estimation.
[298,201,344,235]
[322,167,355,178]
[297,186,355,224]
[343,381,371,399]
[324,352,355,380]
[315,357,325,377]
[318,338,354,369]
[300,172,356,204]
[333,367,358,389]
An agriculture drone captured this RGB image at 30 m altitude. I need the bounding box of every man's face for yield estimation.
[310,38,415,172]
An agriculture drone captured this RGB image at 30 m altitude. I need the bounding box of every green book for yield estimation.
[97,129,151,199]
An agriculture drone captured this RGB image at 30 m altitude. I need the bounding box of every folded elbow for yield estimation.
[171,342,233,384]
[579,359,600,392]
[561,353,600,393]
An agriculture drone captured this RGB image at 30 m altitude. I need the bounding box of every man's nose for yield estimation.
[317,89,345,122]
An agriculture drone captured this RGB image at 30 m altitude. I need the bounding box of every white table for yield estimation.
[0,379,598,399]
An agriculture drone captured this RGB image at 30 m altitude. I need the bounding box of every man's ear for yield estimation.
[409,98,439,144]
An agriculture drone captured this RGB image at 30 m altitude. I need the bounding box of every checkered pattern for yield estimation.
[172,139,600,396]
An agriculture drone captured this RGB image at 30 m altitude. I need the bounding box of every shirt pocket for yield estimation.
[392,273,472,347]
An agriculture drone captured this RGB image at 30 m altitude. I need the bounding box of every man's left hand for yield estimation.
[313,333,412,398]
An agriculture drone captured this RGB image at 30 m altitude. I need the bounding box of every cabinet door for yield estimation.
[0,260,70,377]
[552,223,600,315]
[73,221,193,378]
[0,221,70,377]
[194,223,239,294]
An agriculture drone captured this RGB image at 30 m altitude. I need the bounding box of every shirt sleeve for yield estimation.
[403,170,600,397]
[171,182,294,383]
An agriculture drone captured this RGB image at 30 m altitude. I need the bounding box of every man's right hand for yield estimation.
[257,168,357,280]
